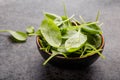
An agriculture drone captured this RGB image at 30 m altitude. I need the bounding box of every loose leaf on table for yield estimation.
[26,26,34,34]
[0,30,27,41]
[40,18,62,47]
[65,30,87,52]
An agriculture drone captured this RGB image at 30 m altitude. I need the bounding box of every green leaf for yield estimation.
[35,30,41,35]
[56,15,74,27]
[61,16,68,21]
[65,30,87,52]
[26,26,34,34]
[57,44,67,53]
[87,34,102,48]
[9,31,27,41]
[44,12,61,20]
[44,12,63,26]
[28,30,41,36]
[62,29,77,39]
[54,18,63,26]
[40,19,62,47]
[0,30,27,41]
[81,23,102,34]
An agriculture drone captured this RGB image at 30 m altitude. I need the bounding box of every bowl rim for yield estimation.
[36,34,104,60]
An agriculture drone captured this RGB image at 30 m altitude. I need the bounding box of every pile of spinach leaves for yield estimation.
[38,12,105,65]
[0,11,105,65]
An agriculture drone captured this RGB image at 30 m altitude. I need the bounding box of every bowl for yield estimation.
[36,35,105,68]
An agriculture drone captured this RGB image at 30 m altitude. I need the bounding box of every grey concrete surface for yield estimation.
[0,0,120,80]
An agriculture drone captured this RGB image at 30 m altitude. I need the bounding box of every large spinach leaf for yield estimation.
[65,30,87,52]
[40,18,62,47]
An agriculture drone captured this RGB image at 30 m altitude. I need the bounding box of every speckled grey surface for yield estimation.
[0,0,120,80]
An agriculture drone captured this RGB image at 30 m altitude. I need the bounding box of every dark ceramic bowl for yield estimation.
[36,35,105,68]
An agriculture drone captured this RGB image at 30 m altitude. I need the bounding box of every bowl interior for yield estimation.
[36,34,104,60]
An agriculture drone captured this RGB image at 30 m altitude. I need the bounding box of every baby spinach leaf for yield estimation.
[0,30,27,41]
[35,30,41,35]
[61,16,68,21]
[55,15,74,27]
[44,12,63,26]
[9,31,27,41]
[81,23,102,34]
[40,18,62,47]
[57,43,67,53]
[65,30,87,52]
[62,15,74,23]
[54,18,63,26]
[26,26,34,34]
[87,34,102,48]
[62,29,77,39]
[28,29,41,36]
[44,12,61,20]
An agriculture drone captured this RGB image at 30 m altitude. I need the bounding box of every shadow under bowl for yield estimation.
[36,35,105,69]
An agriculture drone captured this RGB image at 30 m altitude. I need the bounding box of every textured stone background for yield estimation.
[0,0,120,80]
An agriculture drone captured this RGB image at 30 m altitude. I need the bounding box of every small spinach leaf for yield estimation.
[87,34,102,48]
[28,29,41,36]
[0,30,27,41]
[44,12,63,26]
[26,26,34,34]
[55,15,74,27]
[81,23,102,34]
[44,12,61,20]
